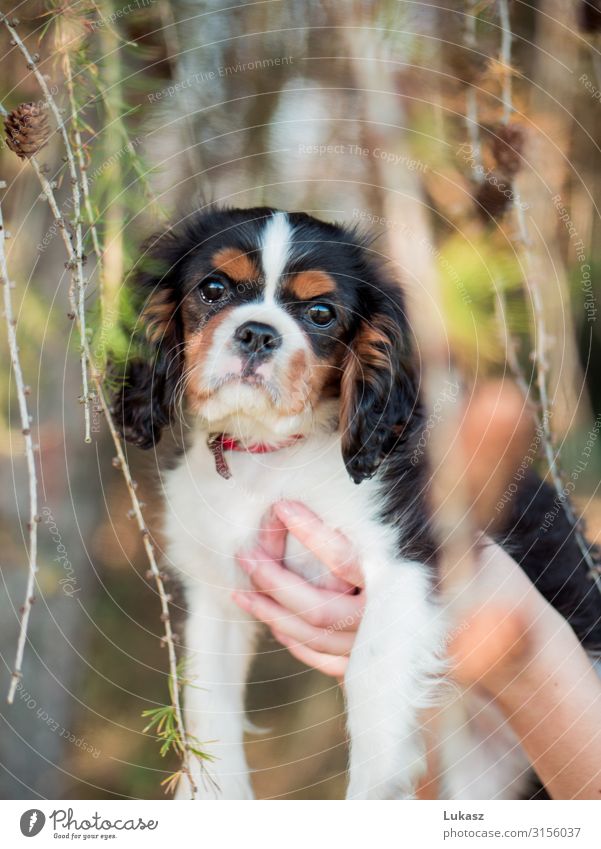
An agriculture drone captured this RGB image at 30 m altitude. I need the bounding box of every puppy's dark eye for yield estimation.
[199,278,227,303]
[306,303,336,327]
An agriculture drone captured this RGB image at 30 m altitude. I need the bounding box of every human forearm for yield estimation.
[490,613,601,799]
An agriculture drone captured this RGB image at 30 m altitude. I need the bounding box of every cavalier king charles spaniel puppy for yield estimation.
[115,207,601,799]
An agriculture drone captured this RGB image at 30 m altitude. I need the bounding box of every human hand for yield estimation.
[232,500,365,679]
[233,501,572,696]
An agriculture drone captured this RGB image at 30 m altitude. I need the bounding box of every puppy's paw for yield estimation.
[176,766,255,800]
[346,734,424,800]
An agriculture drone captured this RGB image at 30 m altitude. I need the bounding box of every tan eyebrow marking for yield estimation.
[211,247,258,282]
[288,270,337,300]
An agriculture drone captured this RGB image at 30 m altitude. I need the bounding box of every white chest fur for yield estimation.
[162,430,399,592]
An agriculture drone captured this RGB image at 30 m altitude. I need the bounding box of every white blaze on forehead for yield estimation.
[261,212,292,302]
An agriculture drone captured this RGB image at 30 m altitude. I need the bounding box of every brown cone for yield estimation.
[490,124,525,177]
[4,102,50,159]
[474,175,513,221]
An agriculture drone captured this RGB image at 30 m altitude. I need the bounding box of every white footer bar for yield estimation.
[2,799,599,848]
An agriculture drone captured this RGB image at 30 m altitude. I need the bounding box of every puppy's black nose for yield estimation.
[234,321,282,358]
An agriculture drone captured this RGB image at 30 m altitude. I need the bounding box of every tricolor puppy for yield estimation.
[115,207,601,799]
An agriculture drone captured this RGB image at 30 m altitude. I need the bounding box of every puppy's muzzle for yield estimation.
[233,320,282,362]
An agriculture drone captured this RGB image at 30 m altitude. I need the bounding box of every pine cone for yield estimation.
[4,102,50,159]
[474,175,513,221]
[490,124,525,177]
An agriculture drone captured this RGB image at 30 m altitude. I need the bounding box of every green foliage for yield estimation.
[140,705,215,795]
[142,657,213,765]
[437,231,528,365]
[141,704,184,758]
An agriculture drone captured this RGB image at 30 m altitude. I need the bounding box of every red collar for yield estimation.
[207,433,304,479]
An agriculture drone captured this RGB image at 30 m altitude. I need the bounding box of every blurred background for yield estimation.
[1,0,601,799]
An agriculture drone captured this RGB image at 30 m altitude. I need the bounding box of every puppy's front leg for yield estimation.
[344,560,446,799]
[178,583,260,799]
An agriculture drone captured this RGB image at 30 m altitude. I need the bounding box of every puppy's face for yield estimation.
[118,208,418,483]
[168,211,360,433]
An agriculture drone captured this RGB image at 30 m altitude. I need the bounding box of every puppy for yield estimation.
[115,207,601,799]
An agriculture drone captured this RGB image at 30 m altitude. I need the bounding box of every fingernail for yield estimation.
[276,500,300,517]
[261,506,278,525]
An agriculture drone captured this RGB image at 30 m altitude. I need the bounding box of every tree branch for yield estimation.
[497,0,601,588]
[2,13,91,441]
[2,13,209,796]
[0,185,40,705]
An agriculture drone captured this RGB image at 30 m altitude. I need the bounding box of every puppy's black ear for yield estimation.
[340,288,419,484]
[112,235,185,449]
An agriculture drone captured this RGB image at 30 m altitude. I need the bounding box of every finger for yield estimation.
[257,506,352,593]
[273,501,364,587]
[232,590,357,654]
[257,507,288,561]
[260,505,354,593]
[272,630,350,678]
[236,545,365,629]
[239,544,365,629]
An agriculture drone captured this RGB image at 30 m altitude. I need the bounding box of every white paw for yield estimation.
[176,764,255,800]
[346,734,425,800]
[206,776,255,800]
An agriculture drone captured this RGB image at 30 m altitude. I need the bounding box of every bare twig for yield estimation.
[2,13,91,442]
[0,186,40,704]
[98,388,200,800]
[28,153,202,798]
[64,51,103,266]
[465,0,483,176]
[515,205,600,585]
[62,48,108,381]
[2,15,206,795]
[497,1,601,586]
[498,0,513,125]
